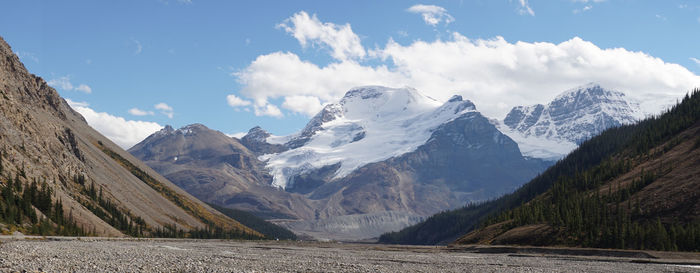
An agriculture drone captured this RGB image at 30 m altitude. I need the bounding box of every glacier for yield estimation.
[260,86,478,189]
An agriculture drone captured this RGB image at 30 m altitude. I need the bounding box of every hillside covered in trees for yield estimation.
[380,89,700,251]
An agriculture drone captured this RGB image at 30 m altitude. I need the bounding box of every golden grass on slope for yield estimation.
[95,141,261,237]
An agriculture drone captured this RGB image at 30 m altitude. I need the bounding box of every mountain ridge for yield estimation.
[0,36,259,238]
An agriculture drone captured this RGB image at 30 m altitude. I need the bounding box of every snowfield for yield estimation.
[262,86,478,189]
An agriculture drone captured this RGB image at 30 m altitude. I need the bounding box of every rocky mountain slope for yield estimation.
[0,36,259,238]
[381,89,700,249]
[132,86,549,240]
[128,124,314,220]
[499,83,642,160]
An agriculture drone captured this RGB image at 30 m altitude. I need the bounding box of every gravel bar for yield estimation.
[0,239,698,272]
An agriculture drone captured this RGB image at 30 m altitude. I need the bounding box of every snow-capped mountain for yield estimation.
[257,86,479,189]
[499,83,643,160]
[132,86,550,240]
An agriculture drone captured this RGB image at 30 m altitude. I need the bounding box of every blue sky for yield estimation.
[2,0,699,148]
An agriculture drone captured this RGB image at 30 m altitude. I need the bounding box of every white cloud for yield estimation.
[277,11,365,61]
[74,84,92,93]
[68,100,89,108]
[233,51,403,117]
[691,57,700,65]
[66,99,162,149]
[48,76,92,93]
[154,102,174,118]
[128,108,154,116]
[281,95,324,116]
[226,94,252,107]
[517,0,535,16]
[255,104,283,118]
[235,27,700,119]
[407,4,454,26]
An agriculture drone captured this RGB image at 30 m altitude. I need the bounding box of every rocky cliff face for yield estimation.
[0,36,257,237]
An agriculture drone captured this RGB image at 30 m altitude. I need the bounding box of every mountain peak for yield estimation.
[247,126,266,134]
[501,83,641,159]
[242,126,271,142]
[163,125,175,132]
[341,85,417,100]
[448,95,463,102]
[262,86,482,189]
[171,123,210,136]
[555,82,617,101]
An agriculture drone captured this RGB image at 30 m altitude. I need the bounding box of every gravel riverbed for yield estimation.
[0,238,698,272]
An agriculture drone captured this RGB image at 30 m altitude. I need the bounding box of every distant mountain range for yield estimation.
[131,84,647,240]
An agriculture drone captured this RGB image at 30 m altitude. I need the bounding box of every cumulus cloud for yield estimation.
[234,51,403,117]
[282,95,324,116]
[74,84,92,93]
[226,94,252,107]
[155,102,174,118]
[66,99,162,149]
[47,76,92,93]
[277,11,365,61]
[517,0,535,16]
[231,12,700,119]
[255,104,283,118]
[128,108,154,116]
[406,4,454,26]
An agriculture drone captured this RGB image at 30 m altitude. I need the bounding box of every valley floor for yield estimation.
[0,237,698,272]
